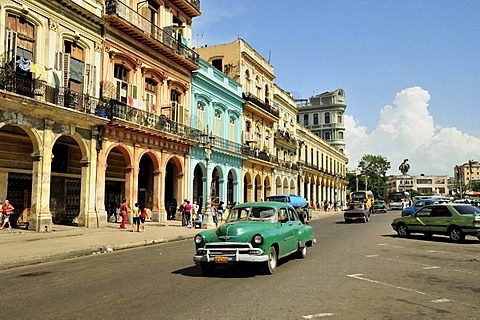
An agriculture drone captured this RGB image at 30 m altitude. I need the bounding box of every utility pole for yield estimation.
[469,160,473,192]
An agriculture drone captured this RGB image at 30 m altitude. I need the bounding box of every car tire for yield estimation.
[297,244,307,259]
[449,227,465,243]
[397,223,409,237]
[200,262,216,275]
[265,246,277,274]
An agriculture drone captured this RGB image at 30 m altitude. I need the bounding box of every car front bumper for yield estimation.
[193,242,268,264]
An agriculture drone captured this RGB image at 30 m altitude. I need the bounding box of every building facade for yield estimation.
[98,0,202,224]
[387,174,449,196]
[190,59,245,222]
[196,39,279,203]
[296,89,346,152]
[0,0,107,231]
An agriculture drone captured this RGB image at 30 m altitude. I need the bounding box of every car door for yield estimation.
[277,207,297,256]
[428,205,452,233]
[408,206,432,232]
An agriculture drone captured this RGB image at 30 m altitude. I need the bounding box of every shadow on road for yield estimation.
[382,233,480,244]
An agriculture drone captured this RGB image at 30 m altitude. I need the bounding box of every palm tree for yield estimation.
[399,159,410,192]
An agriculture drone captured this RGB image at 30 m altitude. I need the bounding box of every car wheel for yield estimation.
[265,246,277,274]
[397,223,409,237]
[297,244,307,259]
[449,227,465,243]
[200,262,216,275]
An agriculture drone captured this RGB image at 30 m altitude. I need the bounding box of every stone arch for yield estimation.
[243,171,252,203]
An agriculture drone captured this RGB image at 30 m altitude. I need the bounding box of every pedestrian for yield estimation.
[184,200,192,228]
[119,198,128,229]
[1,199,14,230]
[139,205,147,232]
[217,201,224,222]
[131,202,140,232]
[191,201,198,227]
[211,202,218,227]
[179,200,186,225]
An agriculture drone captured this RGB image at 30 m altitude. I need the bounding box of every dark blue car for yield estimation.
[401,198,438,216]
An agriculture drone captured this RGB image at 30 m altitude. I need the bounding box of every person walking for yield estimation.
[191,201,198,227]
[217,201,225,222]
[211,202,218,228]
[119,198,128,229]
[184,200,192,228]
[139,205,147,232]
[1,199,14,230]
[131,203,140,232]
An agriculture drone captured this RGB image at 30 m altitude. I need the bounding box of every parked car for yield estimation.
[402,198,437,216]
[373,200,387,213]
[193,201,316,275]
[391,204,480,242]
[344,203,370,223]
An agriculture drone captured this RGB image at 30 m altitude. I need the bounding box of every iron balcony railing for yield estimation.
[208,135,244,155]
[243,92,279,118]
[1,70,106,116]
[108,99,203,141]
[105,0,199,65]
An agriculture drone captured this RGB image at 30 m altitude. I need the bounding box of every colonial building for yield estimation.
[190,59,245,222]
[0,0,107,231]
[296,89,346,152]
[387,174,449,196]
[272,84,300,195]
[295,124,348,208]
[455,160,480,186]
[99,0,202,223]
[196,39,279,203]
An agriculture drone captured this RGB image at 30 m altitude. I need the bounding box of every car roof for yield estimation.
[233,201,293,210]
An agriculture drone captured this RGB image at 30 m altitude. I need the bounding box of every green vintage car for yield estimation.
[193,201,316,274]
[391,204,480,242]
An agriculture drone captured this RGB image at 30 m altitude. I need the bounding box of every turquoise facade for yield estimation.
[190,59,245,210]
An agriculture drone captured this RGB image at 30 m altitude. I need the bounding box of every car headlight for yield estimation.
[253,234,263,245]
[194,234,204,244]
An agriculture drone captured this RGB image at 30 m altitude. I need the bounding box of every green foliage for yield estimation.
[0,54,15,89]
[357,154,391,198]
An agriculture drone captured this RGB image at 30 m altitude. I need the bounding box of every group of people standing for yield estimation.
[117,199,148,232]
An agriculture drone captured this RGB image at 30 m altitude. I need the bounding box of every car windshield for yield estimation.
[226,206,277,222]
[453,205,480,215]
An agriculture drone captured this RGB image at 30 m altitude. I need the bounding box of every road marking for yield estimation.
[422,266,440,270]
[302,313,334,319]
[366,254,379,258]
[431,298,450,303]
[347,274,427,295]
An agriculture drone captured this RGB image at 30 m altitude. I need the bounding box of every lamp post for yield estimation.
[201,130,215,228]
[355,170,360,192]
[469,159,473,192]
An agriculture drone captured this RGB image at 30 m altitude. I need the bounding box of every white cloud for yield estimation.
[345,86,480,176]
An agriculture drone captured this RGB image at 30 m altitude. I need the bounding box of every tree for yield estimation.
[399,159,410,175]
[357,154,391,198]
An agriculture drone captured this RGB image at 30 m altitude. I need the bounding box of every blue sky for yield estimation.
[192,0,480,176]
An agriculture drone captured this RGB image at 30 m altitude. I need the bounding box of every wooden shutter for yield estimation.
[128,83,138,100]
[63,53,71,88]
[85,63,96,96]
[5,29,17,63]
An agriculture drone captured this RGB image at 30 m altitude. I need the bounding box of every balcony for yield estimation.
[200,134,244,155]
[274,129,298,150]
[108,99,203,143]
[1,70,106,118]
[170,0,201,17]
[243,92,279,118]
[104,0,199,71]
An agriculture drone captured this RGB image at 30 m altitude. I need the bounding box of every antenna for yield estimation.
[196,31,204,48]
[268,49,271,63]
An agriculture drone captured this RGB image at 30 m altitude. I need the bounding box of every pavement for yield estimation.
[0,209,343,271]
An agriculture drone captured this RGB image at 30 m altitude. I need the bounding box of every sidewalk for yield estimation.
[0,209,342,271]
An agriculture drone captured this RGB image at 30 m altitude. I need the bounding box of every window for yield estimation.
[265,84,270,105]
[325,112,331,124]
[313,113,319,125]
[145,78,157,113]
[170,90,183,123]
[214,109,221,137]
[229,117,235,142]
[324,132,331,140]
[244,70,251,92]
[303,114,309,126]
[212,58,222,72]
[114,64,129,103]
[337,112,343,123]
[6,13,36,61]
[430,206,451,217]
[197,102,205,130]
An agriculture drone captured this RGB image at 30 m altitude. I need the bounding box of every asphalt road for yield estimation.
[0,211,479,320]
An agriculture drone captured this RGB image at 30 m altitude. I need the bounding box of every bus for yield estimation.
[387,191,410,210]
[349,190,375,209]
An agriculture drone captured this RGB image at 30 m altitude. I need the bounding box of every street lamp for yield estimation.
[355,170,360,192]
[200,129,216,228]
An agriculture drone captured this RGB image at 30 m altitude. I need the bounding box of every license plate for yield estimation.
[214,256,228,263]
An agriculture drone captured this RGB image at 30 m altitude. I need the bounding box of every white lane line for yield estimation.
[302,313,334,319]
[347,274,427,295]
[366,254,379,258]
[431,298,450,303]
[422,266,441,270]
